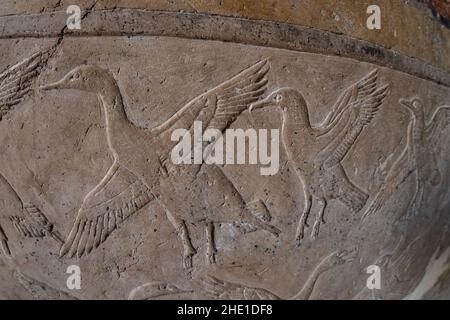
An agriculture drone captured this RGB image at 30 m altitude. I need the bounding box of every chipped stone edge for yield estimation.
[1,9,450,87]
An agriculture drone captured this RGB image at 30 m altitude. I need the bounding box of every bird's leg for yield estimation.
[296,191,312,245]
[205,221,216,265]
[406,178,420,219]
[179,221,196,270]
[414,183,425,216]
[311,200,327,240]
[164,210,196,270]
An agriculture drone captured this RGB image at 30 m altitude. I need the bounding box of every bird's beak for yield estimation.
[249,97,272,113]
[399,98,413,110]
[40,73,71,91]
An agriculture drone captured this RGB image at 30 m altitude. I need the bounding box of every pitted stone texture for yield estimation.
[0,34,449,299]
[1,1,450,300]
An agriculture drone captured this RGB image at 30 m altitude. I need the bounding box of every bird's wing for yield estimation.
[152,60,269,156]
[425,105,450,144]
[0,51,48,121]
[315,70,381,136]
[60,165,154,258]
[201,275,280,300]
[322,84,389,168]
[362,122,413,221]
[0,224,11,258]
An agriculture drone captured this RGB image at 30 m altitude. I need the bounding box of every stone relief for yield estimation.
[39,60,281,271]
[0,50,62,258]
[0,34,449,299]
[128,248,357,300]
[364,98,450,220]
[249,70,389,243]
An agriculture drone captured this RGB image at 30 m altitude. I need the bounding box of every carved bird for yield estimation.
[201,248,356,300]
[363,98,450,220]
[0,51,47,120]
[250,70,389,243]
[41,60,280,269]
[0,51,63,256]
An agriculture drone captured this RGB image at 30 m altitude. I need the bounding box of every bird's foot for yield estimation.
[295,234,303,247]
[295,226,305,246]
[182,247,197,270]
[206,249,216,265]
[311,221,321,240]
[295,216,310,246]
[183,254,194,270]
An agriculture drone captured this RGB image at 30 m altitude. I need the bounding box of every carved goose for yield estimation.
[363,98,450,220]
[41,60,280,269]
[250,70,389,243]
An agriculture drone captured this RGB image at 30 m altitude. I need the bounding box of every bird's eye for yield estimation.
[274,94,282,102]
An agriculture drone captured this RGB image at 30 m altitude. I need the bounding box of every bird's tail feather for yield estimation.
[339,180,368,213]
[361,186,387,221]
[234,199,272,234]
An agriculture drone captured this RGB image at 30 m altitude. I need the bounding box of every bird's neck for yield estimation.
[97,84,133,154]
[410,109,425,141]
[281,102,312,134]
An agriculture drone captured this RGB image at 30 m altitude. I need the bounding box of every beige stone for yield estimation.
[0,1,450,300]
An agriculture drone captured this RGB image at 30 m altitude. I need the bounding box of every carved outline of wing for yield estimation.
[315,70,381,136]
[323,83,389,168]
[151,59,270,157]
[425,105,450,144]
[0,51,48,120]
[60,165,154,258]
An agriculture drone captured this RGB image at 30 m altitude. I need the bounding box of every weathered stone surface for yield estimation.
[2,0,450,72]
[0,2,449,300]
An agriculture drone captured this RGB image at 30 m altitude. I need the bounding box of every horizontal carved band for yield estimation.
[1,9,450,87]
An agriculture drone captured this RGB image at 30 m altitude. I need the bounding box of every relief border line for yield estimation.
[1,9,450,87]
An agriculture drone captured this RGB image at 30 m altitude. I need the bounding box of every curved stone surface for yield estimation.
[0,2,449,300]
[2,0,450,71]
